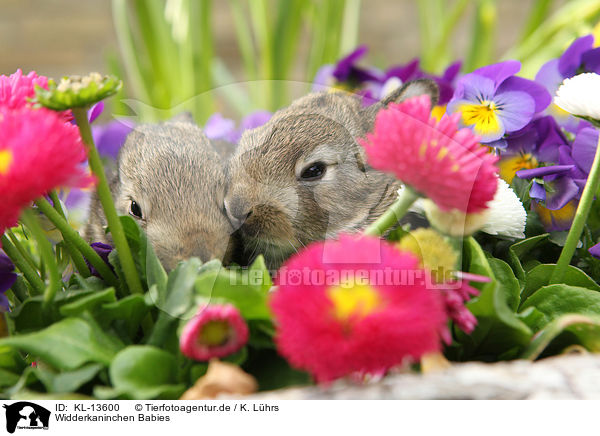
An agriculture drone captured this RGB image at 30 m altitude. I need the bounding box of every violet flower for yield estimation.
[204,111,272,144]
[384,59,461,105]
[536,35,600,132]
[515,126,598,232]
[313,46,382,92]
[332,45,382,84]
[204,113,238,143]
[447,60,551,145]
[590,243,600,259]
[84,242,114,278]
[0,253,16,312]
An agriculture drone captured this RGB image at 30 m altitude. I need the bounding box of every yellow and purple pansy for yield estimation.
[447,60,551,146]
[515,126,599,231]
[497,115,568,183]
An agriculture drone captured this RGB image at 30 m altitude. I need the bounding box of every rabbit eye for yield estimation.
[129,200,143,219]
[300,162,326,181]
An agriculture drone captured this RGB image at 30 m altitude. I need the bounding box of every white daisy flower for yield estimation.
[481,178,526,239]
[554,73,600,122]
[398,178,526,238]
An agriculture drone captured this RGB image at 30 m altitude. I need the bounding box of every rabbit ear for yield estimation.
[361,79,439,129]
[380,78,439,107]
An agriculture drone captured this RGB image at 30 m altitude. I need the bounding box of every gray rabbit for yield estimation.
[85,115,236,271]
[224,79,439,269]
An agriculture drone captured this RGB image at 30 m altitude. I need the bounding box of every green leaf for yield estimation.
[488,257,521,312]
[520,264,600,303]
[1,367,40,397]
[248,255,272,294]
[456,238,532,359]
[0,318,124,371]
[108,346,185,400]
[0,368,20,387]
[520,284,600,331]
[59,288,117,317]
[195,267,271,320]
[510,232,549,258]
[521,314,600,360]
[33,363,103,393]
[244,349,310,391]
[162,257,203,317]
[9,289,98,332]
[68,275,109,292]
[99,295,151,339]
[0,345,26,373]
[146,258,203,348]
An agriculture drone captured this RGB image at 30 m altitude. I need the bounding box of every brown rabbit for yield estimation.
[85,115,237,271]
[224,79,439,269]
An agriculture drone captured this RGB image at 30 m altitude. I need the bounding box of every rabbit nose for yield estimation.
[224,197,252,229]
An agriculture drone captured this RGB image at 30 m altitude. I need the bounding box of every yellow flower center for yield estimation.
[458,100,502,137]
[498,152,538,184]
[532,200,578,230]
[199,321,232,347]
[328,278,382,320]
[397,228,458,282]
[0,150,13,175]
[431,105,446,121]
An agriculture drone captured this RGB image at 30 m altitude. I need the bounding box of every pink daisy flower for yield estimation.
[0,69,48,110]
[270,234,448,383]
[0,107,93,235]
[180,304,249,361]
[360,95,499,213]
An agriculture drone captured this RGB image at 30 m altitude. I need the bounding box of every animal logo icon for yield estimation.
[3,401,50,433]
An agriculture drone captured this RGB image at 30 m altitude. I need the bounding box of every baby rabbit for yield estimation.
[85,115,236,271]
[224,79,439,269]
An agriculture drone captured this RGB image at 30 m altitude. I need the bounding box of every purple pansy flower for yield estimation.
[240,110,272,131]
[332,45,382,84]
[204,113,238,143]
[447,60,551,144]
[313,46,382,92]
[92,119,135,161]
[88,100,135,160]
[590,243,600,259]
[205,111,272,144]
[0,253,17,312]
[517,165,579,210]
[515,126,598,231]
[384,59,462,105]
[535,35,600,132]
[85,242,114,278]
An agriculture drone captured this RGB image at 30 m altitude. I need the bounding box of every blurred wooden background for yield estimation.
[0,0,566,80]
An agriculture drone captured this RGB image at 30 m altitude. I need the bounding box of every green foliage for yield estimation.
[0,216,284,399]
[418,0,600,76]
[111,0,360,121]
[451,238,532,361]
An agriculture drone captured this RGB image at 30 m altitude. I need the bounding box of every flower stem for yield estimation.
[34,197,118,287]
[364,187,419,236]
[550,133,600,284]
[20,209,61,306]
[6,229,38,271]
[72,107,143,295]
[0,234,45,295]
[47,191,91,277]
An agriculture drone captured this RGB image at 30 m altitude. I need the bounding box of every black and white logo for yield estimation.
[3,402,50,433]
